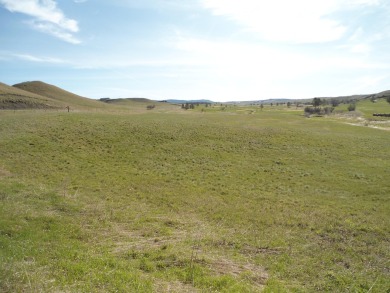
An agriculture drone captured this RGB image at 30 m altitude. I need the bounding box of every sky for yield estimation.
[0,0,389,101]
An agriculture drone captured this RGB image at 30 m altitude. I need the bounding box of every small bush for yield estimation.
[347,103,356,111]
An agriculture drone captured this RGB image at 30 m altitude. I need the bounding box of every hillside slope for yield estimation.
[372,90,390,99]
[13,81,106,110]
[0,82,64,109]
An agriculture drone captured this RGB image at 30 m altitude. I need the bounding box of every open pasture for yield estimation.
[0,107,389,292]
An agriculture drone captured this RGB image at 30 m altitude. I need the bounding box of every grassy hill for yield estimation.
[0,82,63,109]
[2,81,182,113]
[13,81,108,110]
[0,105,389,292]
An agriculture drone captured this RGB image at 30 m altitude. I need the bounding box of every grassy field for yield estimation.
[0,102,389,292]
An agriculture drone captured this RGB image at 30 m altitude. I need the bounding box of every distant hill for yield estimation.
[232,99,292,105]
[0,81,64,109]
[164,99,214,104]
[314,94,369,103]
[101,97,154,104]
[230,91,390,105]
[370,90,390,100]
[2,80,389,110]
[98,97,182,112]
[13,81,105,109]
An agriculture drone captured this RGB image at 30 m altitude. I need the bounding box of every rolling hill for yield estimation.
[370,89,390,100]
[2,80,389,113]
[13,81,106,110]
[100,97,182,112]
[2,81,181,112]
[0,82,63,109]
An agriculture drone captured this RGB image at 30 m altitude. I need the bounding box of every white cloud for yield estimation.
[30,21,81,44]
[0,51,67,63]
[200,0,381,43]
[12,53,67,63]
[0,0,80,43]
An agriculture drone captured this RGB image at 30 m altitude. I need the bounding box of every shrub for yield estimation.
[304,106,334,116]
[324,107,334,115]
[347,103,356,111]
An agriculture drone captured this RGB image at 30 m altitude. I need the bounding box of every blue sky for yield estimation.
[0,0,389,101]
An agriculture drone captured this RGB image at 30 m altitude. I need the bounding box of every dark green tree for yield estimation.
[331,99,340,107]
[312,98,321,107]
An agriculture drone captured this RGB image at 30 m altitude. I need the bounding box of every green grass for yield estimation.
[0,107,389,292]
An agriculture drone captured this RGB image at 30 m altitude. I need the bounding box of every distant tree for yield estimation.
[330,99,340,107]
[270,103,273,107]
[387,96,390,104]
[287,102,291,108]
[312,98,321,107]
[260,104,264,111]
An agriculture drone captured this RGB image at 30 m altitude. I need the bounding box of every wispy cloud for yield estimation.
[0,51,67,63]
[0,0,80,44]
[200,0,382,43]
[12,53,67,63]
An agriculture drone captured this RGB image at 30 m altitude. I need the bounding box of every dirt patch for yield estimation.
[153,279,199,293]
[333,115,390,131]
[0,167,12,177]
[346,121,390,131]
[209,258,268,287]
